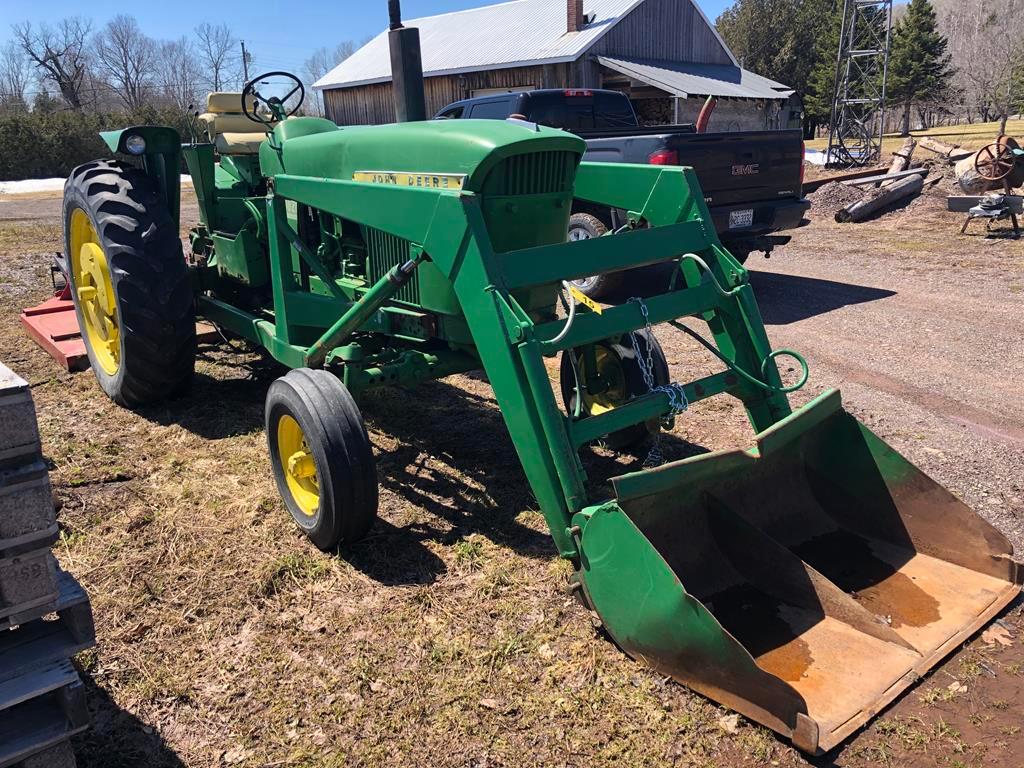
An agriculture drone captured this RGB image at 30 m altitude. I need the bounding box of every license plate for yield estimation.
[729,209,754,228]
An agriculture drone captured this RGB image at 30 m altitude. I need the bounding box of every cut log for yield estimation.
[835,173,925,222]
[918,136,973,162]
[919,136,958,156]
[880,138,916,187]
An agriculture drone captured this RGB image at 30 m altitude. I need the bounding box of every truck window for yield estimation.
[436,105,464,119]
[524,91,637,131]
[468,99,513,119]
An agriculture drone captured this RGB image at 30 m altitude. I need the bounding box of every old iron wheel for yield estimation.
[974,140,1017,181]
[567,213,624,300]
[63,159,195,406]
[265,369,378,550]
[559,329,669,451]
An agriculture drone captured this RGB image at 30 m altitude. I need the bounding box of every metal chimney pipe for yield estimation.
[387,0,427,122]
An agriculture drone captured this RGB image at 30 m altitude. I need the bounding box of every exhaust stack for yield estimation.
[388,0,427,123]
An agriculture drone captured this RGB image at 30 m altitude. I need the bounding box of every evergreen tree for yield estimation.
[887,0,953,135]
[804,3,844,136]
[716,0,833,136]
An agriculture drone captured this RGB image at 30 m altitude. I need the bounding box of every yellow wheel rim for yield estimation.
[69,209,120,375]
[277,414,320,516]
[579,346,628,416]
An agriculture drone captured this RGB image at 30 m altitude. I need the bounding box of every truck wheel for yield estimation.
[568,213,623,300]
[559,329,669,451]
[266,369,378,551]
[63,159,195,406]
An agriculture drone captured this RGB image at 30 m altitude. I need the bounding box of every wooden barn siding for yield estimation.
[591,0,734,65]
[324,63,585,125]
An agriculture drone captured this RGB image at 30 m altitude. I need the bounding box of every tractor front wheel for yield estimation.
[559,329,670,451]
[265,369,378,551]
[63,159,195,406]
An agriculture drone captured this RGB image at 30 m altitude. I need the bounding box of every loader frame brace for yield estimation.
[198,161,791,559]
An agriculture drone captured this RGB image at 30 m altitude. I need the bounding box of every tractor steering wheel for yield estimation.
[242,71,305,125]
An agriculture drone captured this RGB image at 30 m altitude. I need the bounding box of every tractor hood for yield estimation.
[259,118,585,194]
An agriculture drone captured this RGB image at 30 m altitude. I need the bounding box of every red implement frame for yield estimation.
[19,287,89,372]
[22,285,220,372]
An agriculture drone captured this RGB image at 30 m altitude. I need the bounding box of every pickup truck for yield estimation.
[436,89,809,297]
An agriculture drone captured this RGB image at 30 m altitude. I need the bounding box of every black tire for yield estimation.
[567,213,623,300]
[265,369,378,550]
[63,159,195,406]
[559,329,669,451]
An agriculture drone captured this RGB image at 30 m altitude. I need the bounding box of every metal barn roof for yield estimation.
[313,0,738,90]
[597,56,795,99]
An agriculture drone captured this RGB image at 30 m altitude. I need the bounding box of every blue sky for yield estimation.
[1,0,733,76]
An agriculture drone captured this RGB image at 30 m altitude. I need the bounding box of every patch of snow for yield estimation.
[1,175,193,196]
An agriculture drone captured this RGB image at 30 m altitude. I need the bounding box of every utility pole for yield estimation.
[240,40,250,83]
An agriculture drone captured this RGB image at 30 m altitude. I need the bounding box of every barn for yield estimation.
[313,0,801,132]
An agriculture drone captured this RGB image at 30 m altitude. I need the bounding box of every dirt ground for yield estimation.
[0,179,1022,768]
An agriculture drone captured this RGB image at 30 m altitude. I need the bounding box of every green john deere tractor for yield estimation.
[62,72,1019,753]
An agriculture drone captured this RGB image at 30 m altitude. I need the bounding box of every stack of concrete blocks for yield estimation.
[0,364,96,768]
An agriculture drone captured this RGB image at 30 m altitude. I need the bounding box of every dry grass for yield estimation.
[806,118,1024,155]
[0,191,1022,768]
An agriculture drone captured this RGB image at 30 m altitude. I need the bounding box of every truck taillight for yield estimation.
[648,149,679,165]
[800,140,806,188]
[564,89,592,97]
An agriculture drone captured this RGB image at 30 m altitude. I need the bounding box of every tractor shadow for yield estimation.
[351,377,711,585]
[593,262,896,326]
[148,338,712,586]
[140,340,284,440]
[748,270,896,325]
[73,672,186,768]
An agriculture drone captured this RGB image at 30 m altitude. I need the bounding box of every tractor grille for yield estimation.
[362,226,420,305]
[485,151,576,196]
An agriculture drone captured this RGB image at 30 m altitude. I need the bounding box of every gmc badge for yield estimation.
[732,163,760,176]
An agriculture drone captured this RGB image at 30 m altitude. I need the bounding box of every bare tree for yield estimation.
[938,0,1024,130]
[12,18,92,109]
[195,22,238,92]
[302,40,361,116]
[0,41,34,111]
[303,41,357,84]
[157,38,201,111]
[93,15,156,111]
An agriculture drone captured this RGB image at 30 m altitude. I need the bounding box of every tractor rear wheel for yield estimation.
[63,159,195,406]
[265,369,378,551]
[559,329,669,451]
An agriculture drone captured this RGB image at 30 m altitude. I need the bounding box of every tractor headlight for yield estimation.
[125,134,147,155]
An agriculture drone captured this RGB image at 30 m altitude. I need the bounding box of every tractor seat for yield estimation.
[197,92,275,155]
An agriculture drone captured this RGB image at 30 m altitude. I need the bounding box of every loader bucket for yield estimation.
[575,389,1021,754]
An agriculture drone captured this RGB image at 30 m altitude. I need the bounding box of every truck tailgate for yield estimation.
[673,130,803,206]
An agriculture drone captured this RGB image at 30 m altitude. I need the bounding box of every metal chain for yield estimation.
[627,297,689,467]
